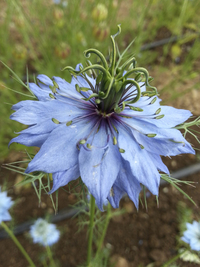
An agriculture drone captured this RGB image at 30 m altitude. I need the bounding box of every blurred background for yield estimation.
[1,0,200,266]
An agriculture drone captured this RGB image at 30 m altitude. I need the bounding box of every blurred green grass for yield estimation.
[1,0,200,159]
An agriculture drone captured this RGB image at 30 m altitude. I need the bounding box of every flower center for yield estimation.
[96,108,114,118]
[62,25,158,116]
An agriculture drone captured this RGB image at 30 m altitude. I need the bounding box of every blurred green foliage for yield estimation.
[1,0,200,159]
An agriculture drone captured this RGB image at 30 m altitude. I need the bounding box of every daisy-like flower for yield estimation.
[0,188,13,223]
[30,218,60,246]
[181,221,200,251]
[9,27,194,210]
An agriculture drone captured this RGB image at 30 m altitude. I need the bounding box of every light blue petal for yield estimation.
[107,184,125,209]
[25,121,94,174]
[184,230,197,239]
[132,130,194,157]
[192,221,200,228]
[37,74,54,86]
[53,76,82,99]
[49,165,80,194]
[10,99,84,126]
[148,152,169,174]
[37,74,54,91]
[79,127,121,210]
[130,95,160,108]
[109,159,141,208]
[119,117,194,155]
[181,236,189,244]
[70,64,95,93]
[118,126,160,195]
[0,211,11,222]
[11,100,35,111]
[144,106,192,128]
[29,83,51,101]
[20,120,58,135]
[9,133,49,148]
[122,96,161,117]
[187,222,199,232]
[190,239,200,251]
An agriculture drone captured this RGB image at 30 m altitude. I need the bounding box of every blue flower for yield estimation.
[9,31,194,211]
[30,218,60,246]
[181,221,200,251]
[53,0,68,6]
[0,188,13,223]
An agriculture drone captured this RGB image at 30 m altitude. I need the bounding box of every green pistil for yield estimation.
[62,25,158,114]
[84,48,108,70]
[95,99,101,104]
[117,56,136,75]
[110,25,121,76]
[119,148,125,153]
[63,64,111,81]
[121,67,157,94]
[120,79,141,105]
[98,110,113,118]
[82,93,99,101]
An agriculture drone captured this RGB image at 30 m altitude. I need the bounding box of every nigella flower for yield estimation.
[0,188,13,223]
[53,0,68,7]
[30,218,60,246]
[181,221,200,251]
[9,26,194,210]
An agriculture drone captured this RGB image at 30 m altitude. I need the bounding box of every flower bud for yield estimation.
[112,0,118,8]
[12,44,27,60]
[93,24,110,42]
[53,8,64,20]
[92,4,108,21]
[54,42,70,59]
[13,16,25,28]
[76,32,87,46]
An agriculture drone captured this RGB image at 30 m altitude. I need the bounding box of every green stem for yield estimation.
[95,203,111,258]
[161,249,187,267]
[1,221,36,267]
[42,257,48,267]
[87,195,96,266]
[96,203,111,257]
[46,245,56,267]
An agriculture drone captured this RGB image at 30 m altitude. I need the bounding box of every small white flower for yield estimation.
[30,218,60,246]
[181,221,200,251]
[179,249,200,264]
[0,188,13,223]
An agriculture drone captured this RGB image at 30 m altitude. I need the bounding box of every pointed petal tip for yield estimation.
[8,139,13,148]
[48,188,54,195]
[25,165,33,174]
